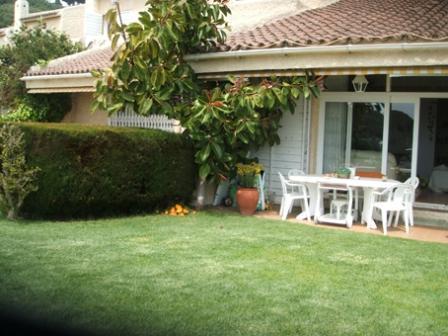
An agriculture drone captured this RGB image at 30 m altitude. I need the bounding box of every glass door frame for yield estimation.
[317,92,420,179]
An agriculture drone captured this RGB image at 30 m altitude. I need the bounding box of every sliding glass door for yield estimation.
[387,102,417,181]
[319,94,419,180]
[321,101,385,174]
[350,102,385,173]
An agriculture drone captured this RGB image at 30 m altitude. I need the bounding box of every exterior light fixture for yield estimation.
[352,75,369,93]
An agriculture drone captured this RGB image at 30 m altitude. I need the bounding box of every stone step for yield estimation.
[414,209,448,229]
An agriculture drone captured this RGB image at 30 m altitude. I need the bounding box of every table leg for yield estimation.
[362,187,377,229]
[297,183,318,220]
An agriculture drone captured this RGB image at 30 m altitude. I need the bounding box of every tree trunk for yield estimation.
[7,207,18,221]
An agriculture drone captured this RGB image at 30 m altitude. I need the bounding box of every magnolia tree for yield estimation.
[93,0,319,190]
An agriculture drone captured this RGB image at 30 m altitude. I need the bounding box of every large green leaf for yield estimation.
[199,163,211,180]
[140,98,153,115]
[197,144,211,163]
[210,142,223,159]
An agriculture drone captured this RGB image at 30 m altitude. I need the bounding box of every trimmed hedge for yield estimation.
[8,123,196,219]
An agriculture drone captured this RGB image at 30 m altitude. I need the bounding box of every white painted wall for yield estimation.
[254,97,307,203]
[84,11,103,45]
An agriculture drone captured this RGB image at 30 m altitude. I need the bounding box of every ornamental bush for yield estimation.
[0,94,71,122]
[4,123,196,219]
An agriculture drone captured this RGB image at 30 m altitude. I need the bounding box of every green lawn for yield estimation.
[0,211,447,336]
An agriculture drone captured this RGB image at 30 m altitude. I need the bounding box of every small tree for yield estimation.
[0,124,40,220]
[0,25,83,119]
[94,0,319,185]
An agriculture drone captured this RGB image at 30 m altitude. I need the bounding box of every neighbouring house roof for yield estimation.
[26,46,113,77]
[221,0,448,51]
[21,8,61,23]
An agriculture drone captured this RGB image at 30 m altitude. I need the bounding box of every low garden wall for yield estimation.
[10,123,196,219]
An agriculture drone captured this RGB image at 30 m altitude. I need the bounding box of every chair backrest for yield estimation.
[318,183,353,201]
[278,172,288,196]
[392,184,414,205]
[288,169,305,178]
[279,172,308,197]
[404,177,420,190]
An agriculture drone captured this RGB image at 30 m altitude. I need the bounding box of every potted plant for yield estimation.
[235,162,263,215]
[335,167,351,179]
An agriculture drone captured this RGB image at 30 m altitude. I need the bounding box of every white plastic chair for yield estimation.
[278,172,310,221]
[315,183,354,228]
[404,177,419,226]
[288,169,306,179]
[372,184,414,235]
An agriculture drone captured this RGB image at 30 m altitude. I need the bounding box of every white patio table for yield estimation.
[288,175,400,229]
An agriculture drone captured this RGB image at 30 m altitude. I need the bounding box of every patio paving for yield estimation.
[255,207,448,244]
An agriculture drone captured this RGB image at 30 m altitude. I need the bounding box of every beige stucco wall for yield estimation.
[25,16,61,30]
[97,0,146,15]
[60,5,86,43]
[23,5,86,43]
[63,92,108,125]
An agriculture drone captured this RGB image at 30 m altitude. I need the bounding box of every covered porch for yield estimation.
[252,71,448,229]
[186,35,448,223]
[312,74,448,210]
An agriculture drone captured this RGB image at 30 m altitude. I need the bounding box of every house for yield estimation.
[21,0,329,125]
[0,0,148,47]
[21,0,448,211]
[1,0,97,46]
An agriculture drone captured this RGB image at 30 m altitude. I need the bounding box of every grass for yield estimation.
[0,211,447,335]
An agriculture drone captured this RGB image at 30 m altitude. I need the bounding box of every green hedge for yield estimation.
[9,123,196,219]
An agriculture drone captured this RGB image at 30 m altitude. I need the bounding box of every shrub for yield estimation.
[0,25,83,111]
[0,124,40,220]
[2,123,196,219]
[0,94,71,122]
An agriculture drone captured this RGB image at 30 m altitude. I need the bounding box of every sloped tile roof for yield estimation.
[25,0,448,77]
[221,0,448,51]
[26,46,113,77]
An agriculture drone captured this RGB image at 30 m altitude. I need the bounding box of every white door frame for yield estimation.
[316,92,448,179]
[317,93,388,175]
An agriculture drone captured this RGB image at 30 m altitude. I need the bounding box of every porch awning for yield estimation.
[197,66,448,79]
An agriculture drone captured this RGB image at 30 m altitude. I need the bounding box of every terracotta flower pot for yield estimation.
[236,187,259,216]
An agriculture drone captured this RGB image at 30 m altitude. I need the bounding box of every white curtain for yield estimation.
[323,102,348,173]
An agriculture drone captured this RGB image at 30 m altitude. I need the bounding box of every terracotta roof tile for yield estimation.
[25,0,448,77]
[26,47,113,77]
[220,0,448,51]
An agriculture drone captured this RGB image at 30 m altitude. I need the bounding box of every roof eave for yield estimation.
[185,41,448,61]
[22,73,95,93]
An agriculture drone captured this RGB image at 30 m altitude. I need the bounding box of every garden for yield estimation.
[1,212,447,335]
[0,1,447,335]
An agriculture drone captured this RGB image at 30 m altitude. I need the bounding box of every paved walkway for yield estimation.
[256,209,448,244]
